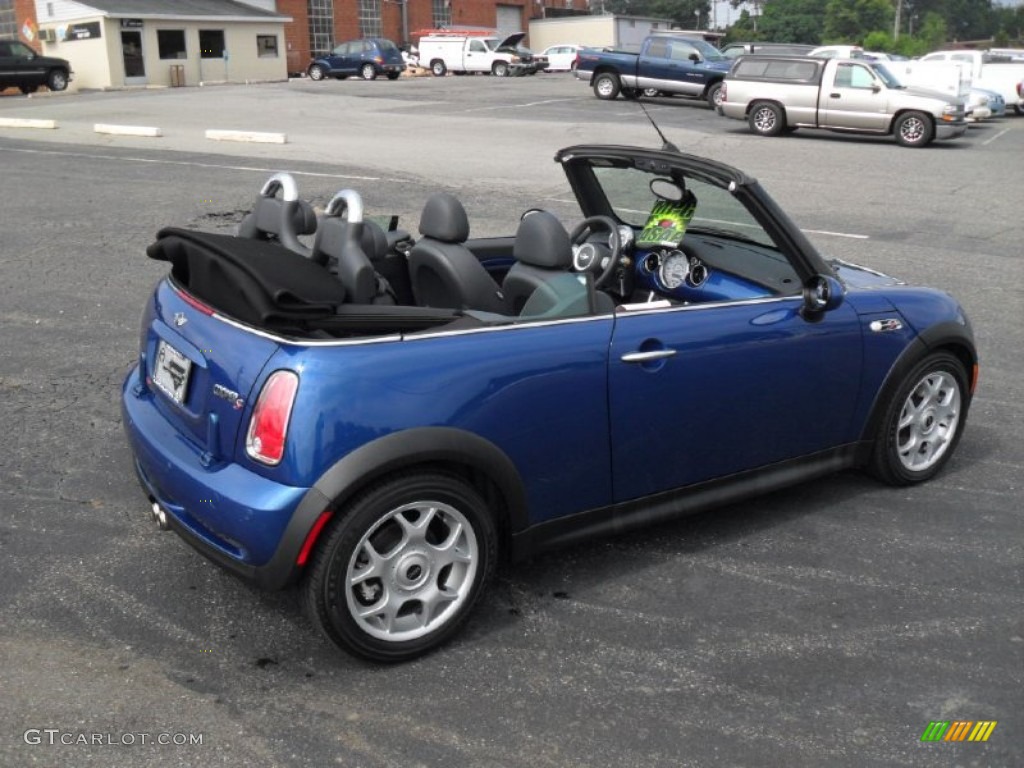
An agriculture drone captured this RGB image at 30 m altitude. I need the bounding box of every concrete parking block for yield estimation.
[0,117,57,129]
[94,123,163,137]
[205,129,287,144]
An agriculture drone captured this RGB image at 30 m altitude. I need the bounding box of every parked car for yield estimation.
[307,38,405,81]
[577,34,731,107]
[918,49,1024,114]
[965,86,1006,121]
[419,31,542,77]
[540,43,583,71]
[719,55,967,147]
[0,38,72,94]
[721,42,816,59]
[123,144,977,662]
[809,45,865,59]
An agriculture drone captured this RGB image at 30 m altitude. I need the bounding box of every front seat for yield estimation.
[502,210,574,315]
[237,172,317,257]
[407,193,506,313]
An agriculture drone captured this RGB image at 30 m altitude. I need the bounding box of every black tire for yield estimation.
[19,84,38,95]
[868,352,969,486]
[748,101,784,137]
[593,72,620,100]
[894,111,934,147]
[430,59,446,77]
[492,61,510,77]
[308,64,326,81]
[303,472,498,662]
[46,69,68,92]
[387,72,400,80]
[706,80,724,109]
[641,87,660,97]
[360,63,377,81]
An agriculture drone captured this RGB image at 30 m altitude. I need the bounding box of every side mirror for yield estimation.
[688,52,702,63]
[871,83,882,93]
[802,274,844,318]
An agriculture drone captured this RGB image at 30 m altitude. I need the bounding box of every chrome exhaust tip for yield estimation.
[150,501,170,531]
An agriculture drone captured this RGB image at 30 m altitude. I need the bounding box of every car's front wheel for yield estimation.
[593,72,620,100]
[360,63,377,81]
[304,472,497,662]
[869,352,969,486]
[46,69,69,92]
[492,61,510,77]
[894,111,934,147]
[308,64,326,81]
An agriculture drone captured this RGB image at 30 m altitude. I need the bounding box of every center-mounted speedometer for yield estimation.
[659,249,689,289]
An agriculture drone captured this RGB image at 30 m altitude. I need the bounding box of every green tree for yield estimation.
[823,0,893,43]
[602,0,712,29]
[756,0,829,44]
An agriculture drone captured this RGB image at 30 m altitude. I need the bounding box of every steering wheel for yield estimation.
[569,215,622,290]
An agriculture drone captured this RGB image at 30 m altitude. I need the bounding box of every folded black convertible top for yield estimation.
[147,227,347,329]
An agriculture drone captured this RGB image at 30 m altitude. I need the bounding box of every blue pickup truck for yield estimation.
[576,35,732,107]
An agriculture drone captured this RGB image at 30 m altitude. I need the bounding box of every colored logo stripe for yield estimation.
[921,720,997,742]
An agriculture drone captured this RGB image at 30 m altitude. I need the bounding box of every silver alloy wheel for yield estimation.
[596,77,615,98]
[895,370,961,471]
[752,105,777,133]
[345,500,478,642]
[309,64,324,81]
[361,63,376,80]
[899,115,926,143]
[48,70,68,91]
[712,84,725,107]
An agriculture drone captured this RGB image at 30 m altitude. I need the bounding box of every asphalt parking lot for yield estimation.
[1,75,1022,767]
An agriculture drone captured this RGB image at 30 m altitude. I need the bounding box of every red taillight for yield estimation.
[246,370,299,465]
[176,288,214,315]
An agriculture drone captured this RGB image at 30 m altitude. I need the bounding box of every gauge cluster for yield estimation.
[643,248,710,292]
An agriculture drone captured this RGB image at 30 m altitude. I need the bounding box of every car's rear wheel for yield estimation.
[46,69,68,92]
[894,111,934,147]
[19,84,38,95]
[641,87,660,97]
[748,102,784,136]
[492,61,510,77]
[308,64,326,81]
[304,472,497,662]
[430,59,447,77]
[387,72,400,80]
[360,63,377,81]
[869,352,969,486]
[593,72,620,100]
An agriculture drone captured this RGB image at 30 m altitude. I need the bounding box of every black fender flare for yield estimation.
[256,428,529,589]
[856,321,977,462]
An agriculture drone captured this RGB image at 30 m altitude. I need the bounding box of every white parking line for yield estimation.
[981,127,1010,146]
[462,98,580,112]
[0,145,408,182]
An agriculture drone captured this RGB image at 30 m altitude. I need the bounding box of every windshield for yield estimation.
[592,164,777,250]
[871,63,904,88]
[691,39,727,61]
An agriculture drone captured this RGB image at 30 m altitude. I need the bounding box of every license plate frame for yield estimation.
[153,340,192,405]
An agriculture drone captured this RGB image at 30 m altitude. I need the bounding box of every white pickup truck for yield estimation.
[417,32,544,77]
[918,49,1024,113]
[718,55,967,147]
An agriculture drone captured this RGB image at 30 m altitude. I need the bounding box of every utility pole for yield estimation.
[894,0,902,39]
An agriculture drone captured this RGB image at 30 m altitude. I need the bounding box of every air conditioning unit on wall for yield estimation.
[38,28,57,42]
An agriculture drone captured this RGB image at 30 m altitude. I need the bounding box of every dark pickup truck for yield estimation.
[576,35,732,108]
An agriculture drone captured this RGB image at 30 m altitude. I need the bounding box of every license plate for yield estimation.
[153,340,192,404]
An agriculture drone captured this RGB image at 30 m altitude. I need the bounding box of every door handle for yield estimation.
[621,349,677,363]
[830,93,841,98]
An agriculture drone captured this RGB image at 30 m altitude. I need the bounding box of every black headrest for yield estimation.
[419,193,470,243]
[248,197,317,237]
[361,219,390,262]
[513,211,572,269]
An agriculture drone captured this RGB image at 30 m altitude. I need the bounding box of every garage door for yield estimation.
[495,5,523,39]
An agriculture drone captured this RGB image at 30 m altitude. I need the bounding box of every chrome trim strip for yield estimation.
[621,349,677,363]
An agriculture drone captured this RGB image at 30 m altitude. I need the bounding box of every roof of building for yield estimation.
[69,0,286,19]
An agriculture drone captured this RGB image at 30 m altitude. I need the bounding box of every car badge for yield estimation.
[174,312,188,328]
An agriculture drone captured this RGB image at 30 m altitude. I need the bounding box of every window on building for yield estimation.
[431,0,451,29]
[257,34,278,57]
[0,0,16,40]
[157,30,187,59]
[308,0,334,59]
[358,0,381,38]
[199,29,226,59]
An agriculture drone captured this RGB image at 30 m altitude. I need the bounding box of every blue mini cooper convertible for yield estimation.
[122,144,977,661]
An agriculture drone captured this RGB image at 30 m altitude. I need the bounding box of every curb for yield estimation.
[0,117,57,129]
[94,123,162,137]
[205,129,287,144]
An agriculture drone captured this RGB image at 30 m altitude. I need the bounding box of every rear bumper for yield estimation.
[122,364,328,589]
